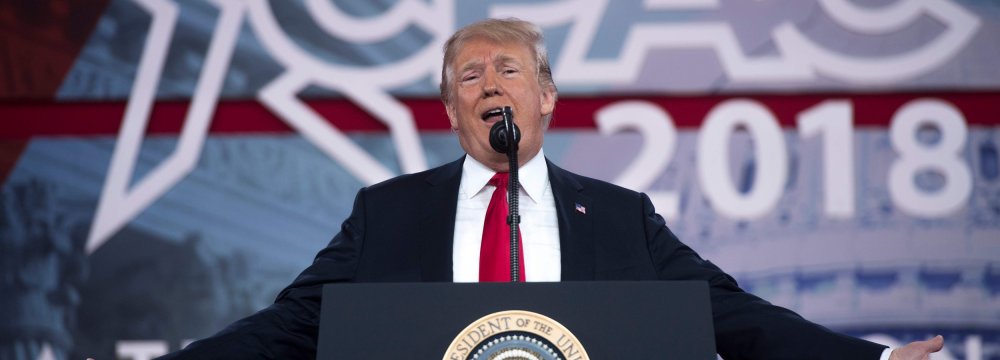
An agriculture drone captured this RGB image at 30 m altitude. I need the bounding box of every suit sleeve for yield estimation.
[639,193,886,360]
[157,188,369,359]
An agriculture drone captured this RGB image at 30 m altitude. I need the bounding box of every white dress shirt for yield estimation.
[452,149,561,282]
[879,349,893,360]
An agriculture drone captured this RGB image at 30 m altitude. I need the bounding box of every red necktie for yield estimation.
[479,172,525,282]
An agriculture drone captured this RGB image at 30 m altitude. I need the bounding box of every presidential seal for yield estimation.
[443,310,589,360]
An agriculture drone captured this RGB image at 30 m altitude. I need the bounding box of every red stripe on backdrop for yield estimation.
[1,91,998,138]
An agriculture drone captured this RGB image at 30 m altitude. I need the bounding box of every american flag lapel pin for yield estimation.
[575,203,586,214]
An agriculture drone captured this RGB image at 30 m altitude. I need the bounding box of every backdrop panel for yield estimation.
[1,1,998,359]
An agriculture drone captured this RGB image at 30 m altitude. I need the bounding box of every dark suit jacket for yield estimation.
[167,156,885,359]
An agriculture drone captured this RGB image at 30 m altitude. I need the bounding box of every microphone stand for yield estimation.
[502,107,520,283]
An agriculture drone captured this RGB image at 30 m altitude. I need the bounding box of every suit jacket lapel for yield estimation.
[547,159,596,281]
[418,157,464,282]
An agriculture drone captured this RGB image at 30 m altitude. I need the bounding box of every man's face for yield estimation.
[445,37,555,172]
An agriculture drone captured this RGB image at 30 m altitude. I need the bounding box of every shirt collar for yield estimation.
[460,148,548,204]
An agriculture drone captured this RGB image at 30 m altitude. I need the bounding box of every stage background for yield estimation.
[1,0,998,359]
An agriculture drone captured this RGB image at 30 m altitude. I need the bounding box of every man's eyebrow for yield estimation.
[458,60,484,74]
[494,54,522,67]
[456,54,523,75]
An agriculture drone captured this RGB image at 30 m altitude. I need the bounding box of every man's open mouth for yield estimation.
[481,107,506,123]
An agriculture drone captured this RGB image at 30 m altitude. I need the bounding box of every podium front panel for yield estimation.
[318,281,715,359]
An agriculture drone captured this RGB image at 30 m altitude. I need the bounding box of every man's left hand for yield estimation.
[889,335,944,360]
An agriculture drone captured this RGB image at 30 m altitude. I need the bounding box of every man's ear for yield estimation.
[445,103,459,130]
[540,85,556,116]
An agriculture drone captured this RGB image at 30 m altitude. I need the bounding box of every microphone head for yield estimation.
[489,107,520,153]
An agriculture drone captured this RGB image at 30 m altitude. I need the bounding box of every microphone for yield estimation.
[489,106,521,282]
[489,107,520,154]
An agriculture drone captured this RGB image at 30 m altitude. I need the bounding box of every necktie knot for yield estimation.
[489,172,509,189]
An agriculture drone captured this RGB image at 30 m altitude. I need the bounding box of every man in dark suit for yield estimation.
[164,18,944,359]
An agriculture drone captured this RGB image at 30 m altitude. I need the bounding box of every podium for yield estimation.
[317,281,716,359]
